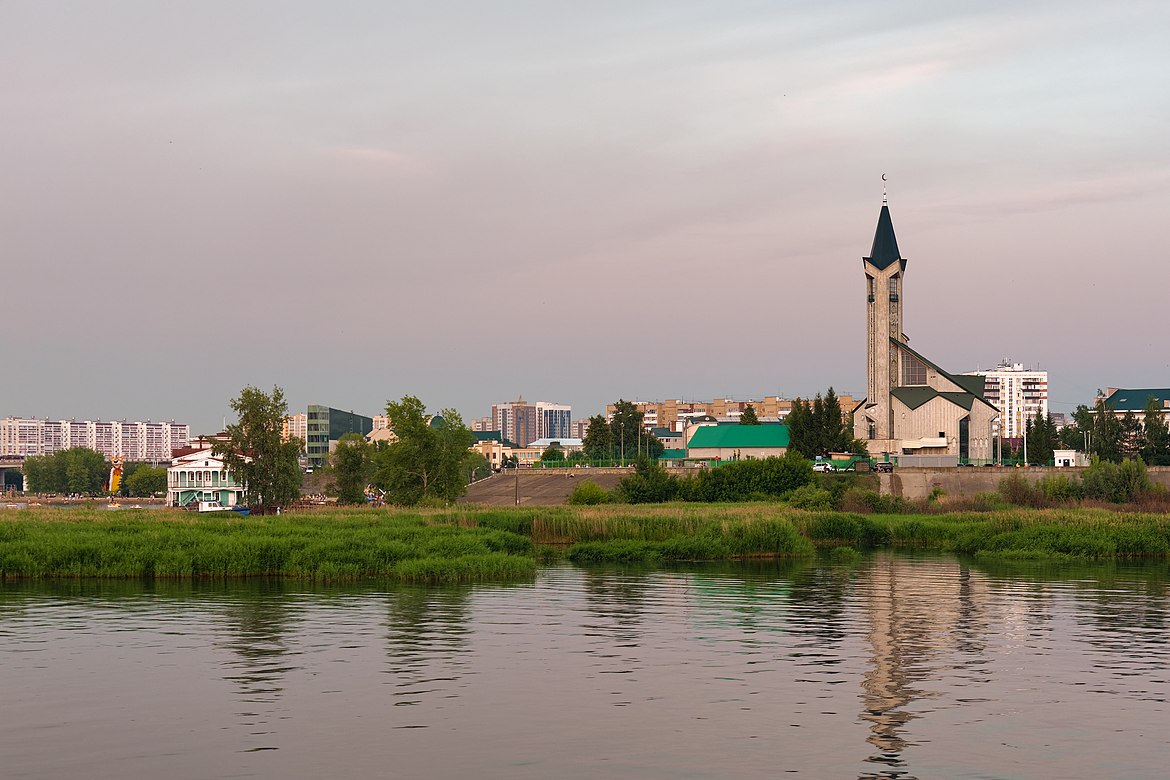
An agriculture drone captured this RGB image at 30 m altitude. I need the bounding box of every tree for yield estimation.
[1119,411,1145,459]
[1091,397,1124,463]
[786,398,811,457]
[467,451,492,481]
[1025,411,1056,466]
[786,387,855,458]
[332,433,372,505]
[24,448,108,494]
[1058,404,1094,450]
[581,414,613,461]
[739,404,760,425]
[609,400,644,462]
[214,385,304,508]
[1142,395,1170,466]
[540,443,565,462]
[582,405,663,462]
[372,395,476,505]
[124,465,167,497]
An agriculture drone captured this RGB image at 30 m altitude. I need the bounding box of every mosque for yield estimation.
[852,199,998,463]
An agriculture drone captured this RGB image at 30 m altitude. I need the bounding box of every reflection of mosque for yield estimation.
[859,554,993,779]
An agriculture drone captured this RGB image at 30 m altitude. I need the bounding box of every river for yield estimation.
[1,553,1167,779]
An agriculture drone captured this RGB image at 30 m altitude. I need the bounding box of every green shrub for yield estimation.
[1037,474,1083,502]
[784,484,835,511]
[998,474,1048,508]
[569,480,611,505]
[617,461,679,503]
[840,488,906,514]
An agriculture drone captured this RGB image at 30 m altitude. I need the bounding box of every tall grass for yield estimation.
[5,503,1169,579]
[0,507,534,582]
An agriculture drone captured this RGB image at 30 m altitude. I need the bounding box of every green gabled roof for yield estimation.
[941,392,975,410]
[890,387,975,412]
[890,337,996,411]
[1105,389,1170,412]
[687,424,790,449]
[864,204,904,270]
[890,386,937,410]
[473,431,502,443]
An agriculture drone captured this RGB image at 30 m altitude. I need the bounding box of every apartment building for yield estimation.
[491,398,572,448]
[962,362,1048,440]
[283,413,308,445]
[0,417,191,461]
[610,395,858,433]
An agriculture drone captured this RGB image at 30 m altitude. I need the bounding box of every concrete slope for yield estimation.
[459,470,626,506]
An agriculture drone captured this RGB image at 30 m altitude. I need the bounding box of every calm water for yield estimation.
[1,554,1168,779]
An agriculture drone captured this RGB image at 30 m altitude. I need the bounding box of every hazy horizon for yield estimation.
[4,1,1168,434]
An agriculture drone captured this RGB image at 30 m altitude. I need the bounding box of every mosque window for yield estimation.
[901,353,928,386]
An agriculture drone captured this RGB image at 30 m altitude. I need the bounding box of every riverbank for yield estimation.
[3,504,1170,581]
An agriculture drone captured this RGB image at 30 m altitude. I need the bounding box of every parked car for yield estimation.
[812,462,836,473]
[873,461,894,473]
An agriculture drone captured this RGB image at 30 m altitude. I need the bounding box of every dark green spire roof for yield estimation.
[864,204,903,270]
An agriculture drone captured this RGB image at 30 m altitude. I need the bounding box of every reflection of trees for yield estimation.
[384,585,472,699]
[580,568,652,645]
[217,580,299,706]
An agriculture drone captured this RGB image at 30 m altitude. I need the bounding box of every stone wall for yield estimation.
[880,466,1170,501]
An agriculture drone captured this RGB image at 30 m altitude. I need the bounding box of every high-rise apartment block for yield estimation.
[0,417,190,462]
[490,398,572,447]
[283,413,308,445]
[962,362,1048,440]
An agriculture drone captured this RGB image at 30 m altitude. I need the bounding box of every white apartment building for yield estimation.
[0,417,190,462]
[962,362,1048,440]
[536,402,572,441]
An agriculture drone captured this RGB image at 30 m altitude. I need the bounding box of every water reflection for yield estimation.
[384,586,472,716]
[215,582,299,711]
[2,557,1170,779]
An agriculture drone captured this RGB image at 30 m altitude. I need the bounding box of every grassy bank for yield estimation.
[455,503,1170,563]
[0,507,535,582]
[4,504,1169,580]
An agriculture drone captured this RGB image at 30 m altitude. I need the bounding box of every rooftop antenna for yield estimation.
[881,173,888,204]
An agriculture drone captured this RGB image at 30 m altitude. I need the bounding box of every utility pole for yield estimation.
[514,460,520,505]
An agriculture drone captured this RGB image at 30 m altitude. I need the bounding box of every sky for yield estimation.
[3,1,1169,433]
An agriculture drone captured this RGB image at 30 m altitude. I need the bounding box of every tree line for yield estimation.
[1019,395,1170,466]
[24,449,167,496]
[218,386,485,508]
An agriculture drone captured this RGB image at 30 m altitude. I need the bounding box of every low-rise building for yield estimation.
[684,423,790,461]
[167,447,247,508]
[1100,388,1170,422]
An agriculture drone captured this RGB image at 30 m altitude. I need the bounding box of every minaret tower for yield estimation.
[858,192,907,444]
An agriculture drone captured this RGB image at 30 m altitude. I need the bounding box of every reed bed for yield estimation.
[0,507,535,582]
[4,503,1168,580]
